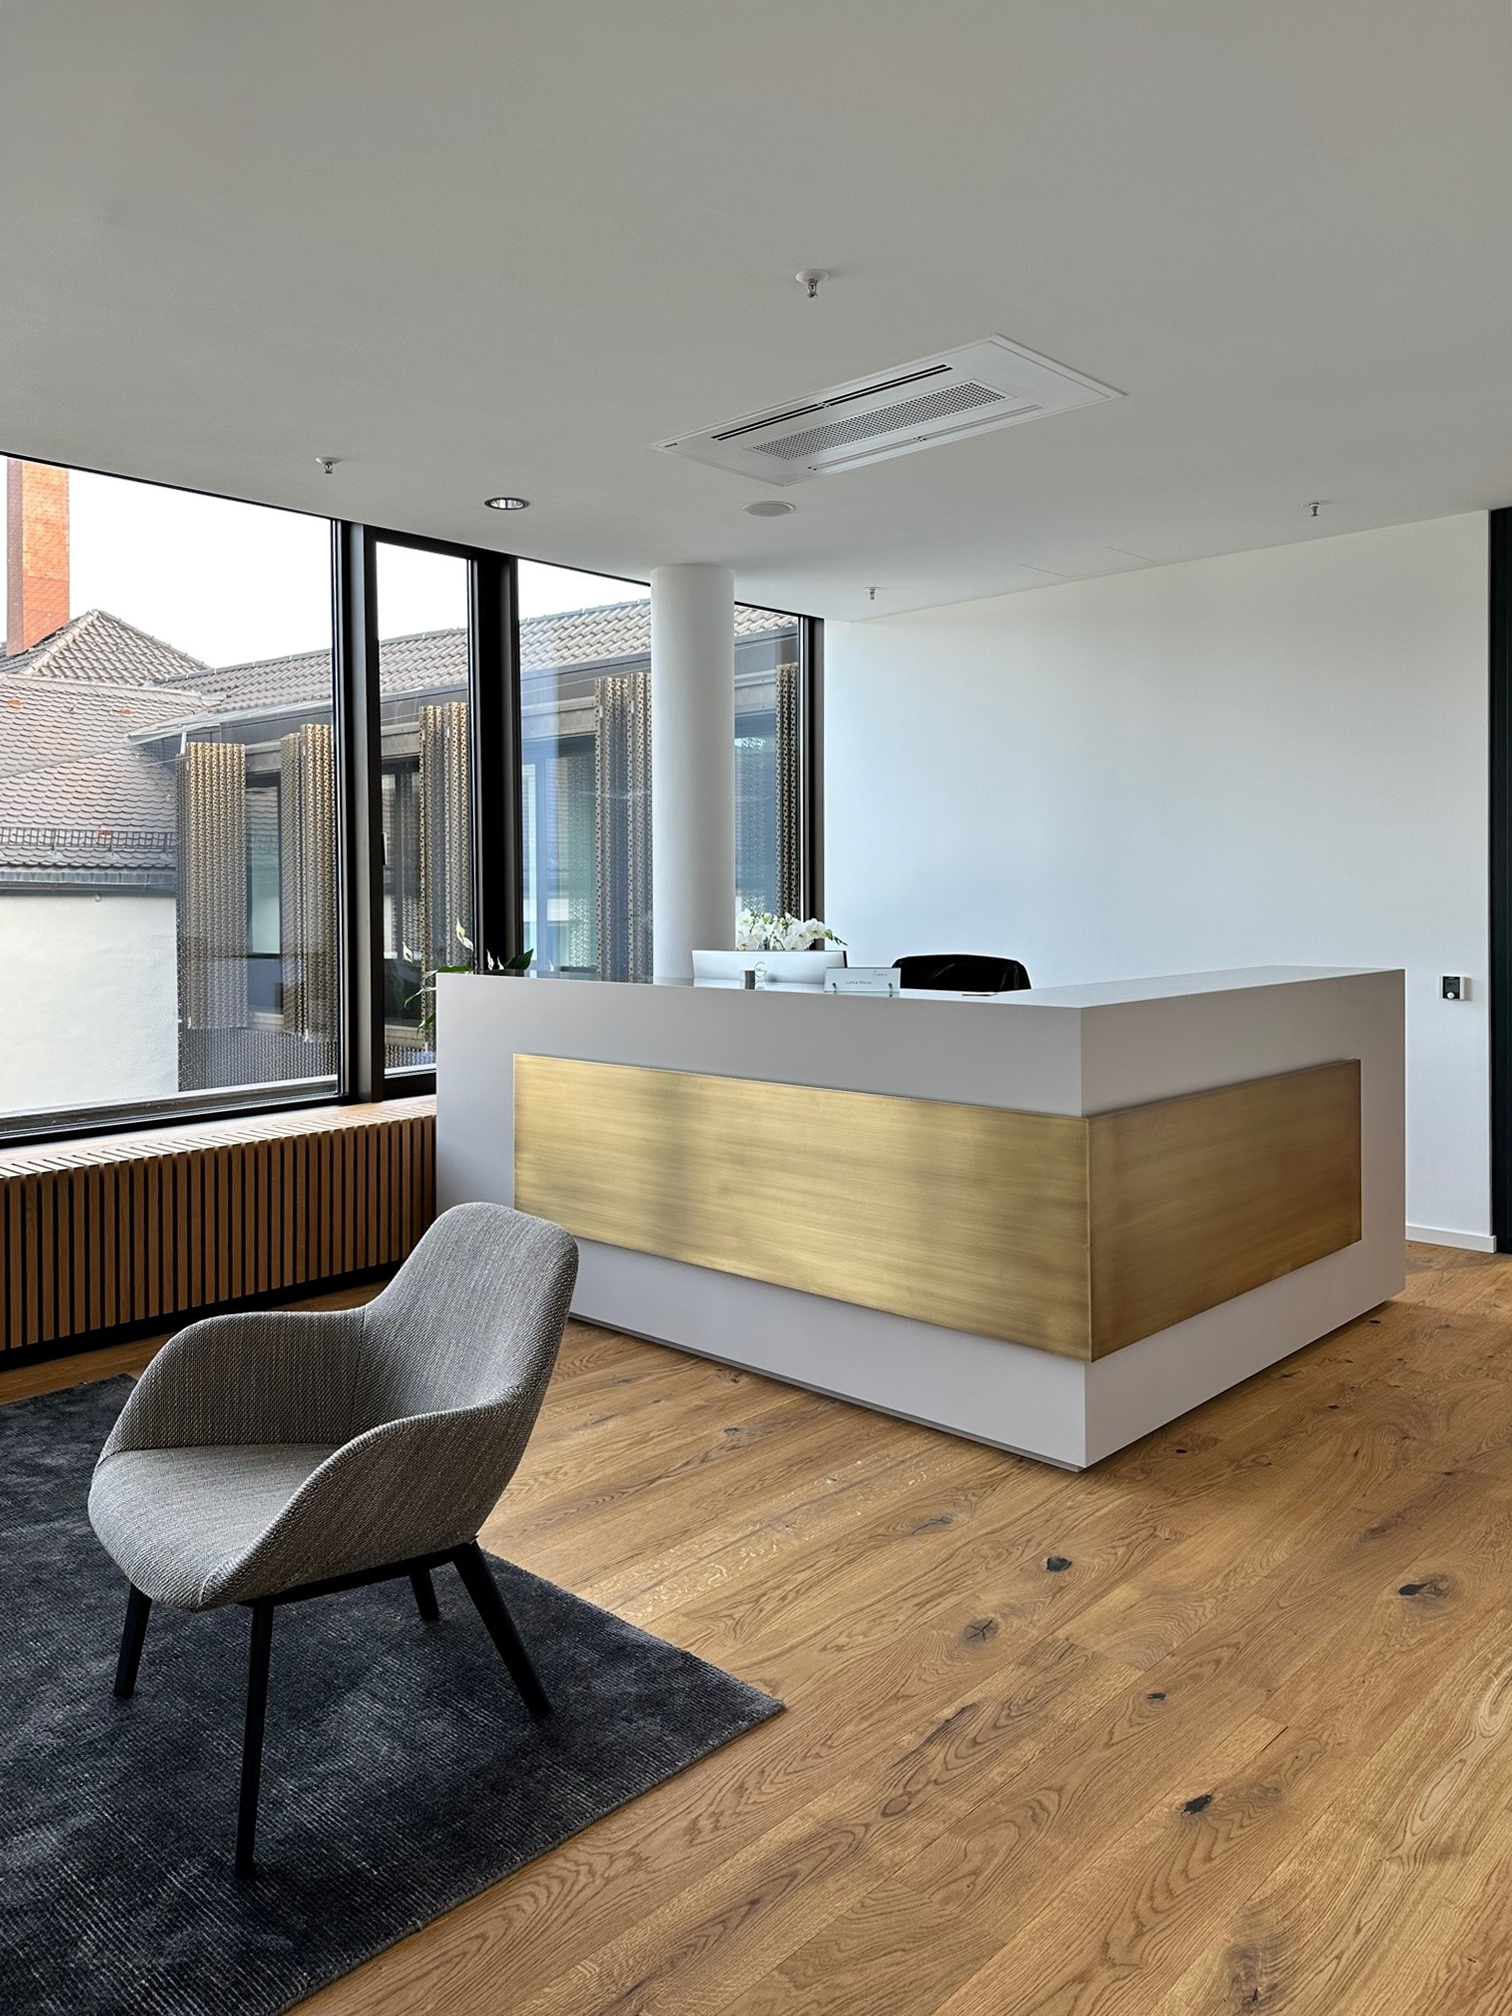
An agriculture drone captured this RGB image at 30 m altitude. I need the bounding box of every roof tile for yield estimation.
[3,608,208,686]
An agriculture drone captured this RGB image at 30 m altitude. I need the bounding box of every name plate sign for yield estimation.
[824,967,902,997]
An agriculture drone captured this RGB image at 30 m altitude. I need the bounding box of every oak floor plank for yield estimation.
[739,1710,1304,2016]
[497,1634,1149,2016]
[494,1400,921,1597]
[715,1494,1497,2015]
[1063,1436,1401,1671]
[628,1456,1511,2016]
[499,1471,1426,2014]
[890,1485,1512,2016]
[582,1434,996,1624]
[1156,1615,1512,2014]
[1380,1834,1512,2014]
[654,1448,1177,1682]
[498,1363,829,1517]
[311,1633,1140,2016]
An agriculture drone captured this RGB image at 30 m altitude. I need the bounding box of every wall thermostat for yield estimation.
[1442,974,1470,1001]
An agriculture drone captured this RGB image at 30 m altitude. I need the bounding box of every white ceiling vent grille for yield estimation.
[659,337,1120,487]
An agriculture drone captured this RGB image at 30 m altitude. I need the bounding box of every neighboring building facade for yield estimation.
[0,606,210,1116]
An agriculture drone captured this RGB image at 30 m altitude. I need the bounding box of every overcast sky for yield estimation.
[2,465,644,667]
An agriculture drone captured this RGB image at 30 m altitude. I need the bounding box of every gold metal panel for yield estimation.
[514,1055,1362,1363]
[1086,1060,1362,1358]
[514,1056,1094,1358]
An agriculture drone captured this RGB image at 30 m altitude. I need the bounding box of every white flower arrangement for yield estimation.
[735,908,845,953]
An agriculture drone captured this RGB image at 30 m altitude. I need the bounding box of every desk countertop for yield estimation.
[953,963,1385,1007]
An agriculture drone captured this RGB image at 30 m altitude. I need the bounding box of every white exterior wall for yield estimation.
[0,892,178,1116]
[825,514,1490,1246]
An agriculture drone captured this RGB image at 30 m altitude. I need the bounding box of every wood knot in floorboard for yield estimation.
[1398,1574,1451,1598]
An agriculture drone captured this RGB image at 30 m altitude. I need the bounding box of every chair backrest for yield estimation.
[894,953,1031,993]
[351,1202,578,1430]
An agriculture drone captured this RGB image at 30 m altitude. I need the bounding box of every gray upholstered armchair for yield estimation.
[88,1201,578,1877]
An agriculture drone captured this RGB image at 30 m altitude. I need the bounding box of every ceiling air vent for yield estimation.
[658,336,1120,487]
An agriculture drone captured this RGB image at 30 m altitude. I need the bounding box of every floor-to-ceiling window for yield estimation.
[517,562,652,980]
[0,449,819,1135]
[735,608,802,919]
[0,457,336,1126]
[518,559,805,979]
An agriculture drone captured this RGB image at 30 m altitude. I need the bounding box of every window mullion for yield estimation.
[333,522,385,1102]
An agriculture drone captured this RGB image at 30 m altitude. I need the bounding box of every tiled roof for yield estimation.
[162,600,796,718]
[520,598,790,672]
[0,673,201,870]
[0,598,799,873]
[3,608,208,687]
[0,782,177,872]
[171,628,460,718]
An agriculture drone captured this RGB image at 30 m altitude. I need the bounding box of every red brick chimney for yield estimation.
[6,459,70,655]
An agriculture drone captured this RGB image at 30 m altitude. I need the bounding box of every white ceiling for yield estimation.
[2,1,1511,620]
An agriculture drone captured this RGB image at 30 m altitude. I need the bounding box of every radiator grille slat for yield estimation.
[0,1098,436,1355]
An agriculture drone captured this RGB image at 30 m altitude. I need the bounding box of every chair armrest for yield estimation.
[100,1306,366,1457]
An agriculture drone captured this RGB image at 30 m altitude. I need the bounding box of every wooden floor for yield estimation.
[13,1244,1512,2013]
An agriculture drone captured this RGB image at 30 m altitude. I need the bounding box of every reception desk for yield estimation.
[436,966,1403,1467]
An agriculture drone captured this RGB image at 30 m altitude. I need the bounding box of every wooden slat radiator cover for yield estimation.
[0,1097,435,1356]
[514,1058,1361,1362]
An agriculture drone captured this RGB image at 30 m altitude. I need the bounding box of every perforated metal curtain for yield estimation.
[418,702,472,972]
[176,740,248,1032]
[278,722,336,1044]
[594,668,653,982]
[775,660,802,917]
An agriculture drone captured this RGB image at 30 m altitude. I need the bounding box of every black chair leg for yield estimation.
[113,1585,152,1700]
[452,1542,552,1718]
[409,1567,440,1622]
[235,1598,275,1879]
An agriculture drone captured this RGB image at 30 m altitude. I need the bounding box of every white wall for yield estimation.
[0,893,179,1117]
[826,514,1490,1246]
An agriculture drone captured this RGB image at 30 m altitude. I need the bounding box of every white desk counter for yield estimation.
[437,966,1403,1467]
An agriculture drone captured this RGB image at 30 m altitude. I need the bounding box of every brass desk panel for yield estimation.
[514,1056,1362,1362]
[515,1056,1092,1357]
[1087,1058,1362,1357]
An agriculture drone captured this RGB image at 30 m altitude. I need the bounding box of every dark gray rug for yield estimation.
[0,1378,781,2016]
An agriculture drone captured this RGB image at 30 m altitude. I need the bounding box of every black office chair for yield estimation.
[893,954,1031,993]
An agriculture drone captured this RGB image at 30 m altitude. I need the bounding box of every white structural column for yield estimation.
[650,563,735,979]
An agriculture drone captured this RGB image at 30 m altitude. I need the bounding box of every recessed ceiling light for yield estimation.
[484,495,529,511]
[745,500,795,517]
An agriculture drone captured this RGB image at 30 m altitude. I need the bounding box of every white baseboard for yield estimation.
[1406,1224,1497,1254]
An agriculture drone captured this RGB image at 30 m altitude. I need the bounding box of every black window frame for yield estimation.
[352,528,523,1099]
[0,451,821,1145]
[1490,506,1512,1249]
[798,613,824,920]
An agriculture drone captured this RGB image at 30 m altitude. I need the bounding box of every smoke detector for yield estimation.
[658,336,1119,487]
